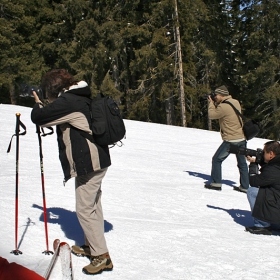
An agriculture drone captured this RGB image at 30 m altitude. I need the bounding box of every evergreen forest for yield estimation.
[1,0,280,139]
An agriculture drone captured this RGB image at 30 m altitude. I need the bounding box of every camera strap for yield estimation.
[223,100,246,128]
[223,100,260,140]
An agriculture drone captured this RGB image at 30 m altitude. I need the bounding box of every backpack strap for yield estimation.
[223,100,245,128]
[79,130,95,143]
[69,124,95,143]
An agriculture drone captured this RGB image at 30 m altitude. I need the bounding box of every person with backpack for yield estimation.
[204,85,249,193]
[31,69,113,275]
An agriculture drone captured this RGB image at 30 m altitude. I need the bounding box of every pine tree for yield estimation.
[179,0,223,131]
[237,0,280,139]
[1,0,279,140]
[0,0,56,104]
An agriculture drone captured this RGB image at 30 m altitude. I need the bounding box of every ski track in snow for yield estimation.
[0,103,279,280]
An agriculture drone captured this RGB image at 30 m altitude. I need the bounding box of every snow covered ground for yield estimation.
[0,103,279,280]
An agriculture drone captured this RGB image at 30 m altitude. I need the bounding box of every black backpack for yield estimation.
[88,94,126,146]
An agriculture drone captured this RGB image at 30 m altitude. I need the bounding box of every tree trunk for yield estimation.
[9,83,17,105]
[174,0,186,127]
[165,91,175,125]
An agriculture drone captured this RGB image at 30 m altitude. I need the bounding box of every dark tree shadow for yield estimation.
[32,204,113,245]
[207,204,252,227]
[185,171,237,187]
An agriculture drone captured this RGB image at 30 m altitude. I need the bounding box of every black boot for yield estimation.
[245,226,272,235]
[204,184,221,191]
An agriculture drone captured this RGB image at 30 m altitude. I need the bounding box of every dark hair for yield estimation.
[264,141,280,155]
[41,69,77,100]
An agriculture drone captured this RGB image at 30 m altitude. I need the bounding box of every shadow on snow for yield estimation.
[185,170,237,187]
[32,204,113,245]
[207,204,252,227]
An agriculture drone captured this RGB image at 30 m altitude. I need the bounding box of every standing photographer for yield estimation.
[31,69,113,275]
[245,141,280,235]
[204,85,249,192]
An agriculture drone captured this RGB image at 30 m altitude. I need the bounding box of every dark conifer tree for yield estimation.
[1,0,279,140]
[237,0,280,139]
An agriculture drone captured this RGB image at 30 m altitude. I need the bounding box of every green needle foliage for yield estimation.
[0,0,279,139]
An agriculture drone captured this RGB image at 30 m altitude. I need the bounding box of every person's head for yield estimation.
[41,69,77,102]
[214,85,229,103]
[263,141,280,162]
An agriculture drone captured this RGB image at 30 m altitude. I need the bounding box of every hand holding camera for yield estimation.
[204,92,216,102]
[32,90,41,103]
[246,155,256,163]
[20,85,46,101]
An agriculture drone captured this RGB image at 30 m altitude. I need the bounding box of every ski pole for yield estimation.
[7,113,26,255]
[36,125,54,255]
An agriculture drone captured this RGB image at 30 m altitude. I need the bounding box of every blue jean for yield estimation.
[247,187,271,227]
[210,140,249,188]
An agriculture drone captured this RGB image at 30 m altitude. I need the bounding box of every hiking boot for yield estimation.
[82,252,113,275]
[233,186,248,193]
[71,245,91,257]
[245,226,272,235]
[204,184,221,191]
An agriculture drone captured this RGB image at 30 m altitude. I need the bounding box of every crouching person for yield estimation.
[245,141,280,235]
[31,69,113,274]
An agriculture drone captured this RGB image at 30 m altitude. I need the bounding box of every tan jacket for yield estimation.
[208,95,245,141]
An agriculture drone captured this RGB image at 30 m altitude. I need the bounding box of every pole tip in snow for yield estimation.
[42,250,54,255]
[10,249,22,255]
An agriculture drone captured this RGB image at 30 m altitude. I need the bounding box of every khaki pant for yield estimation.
[75,168,108,256]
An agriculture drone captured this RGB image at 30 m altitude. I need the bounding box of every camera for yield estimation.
[204,92,216,101]
[20,84,46,100]
[228,144,264,163]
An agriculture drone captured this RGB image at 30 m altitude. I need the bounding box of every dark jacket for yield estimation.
[249,154,280,223]
[31,83,111,182]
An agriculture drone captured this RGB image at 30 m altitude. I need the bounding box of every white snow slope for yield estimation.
[0,104,279,280]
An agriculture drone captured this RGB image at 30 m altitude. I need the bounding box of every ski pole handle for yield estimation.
[7,113,27,153]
